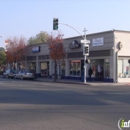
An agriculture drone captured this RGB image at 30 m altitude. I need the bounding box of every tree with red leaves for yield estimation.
[47,33,66,81]
[6,36,27,70]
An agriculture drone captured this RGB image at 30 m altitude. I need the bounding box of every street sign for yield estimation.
[81,39,90,44]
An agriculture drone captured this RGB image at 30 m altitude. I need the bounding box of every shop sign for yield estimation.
[69,40,81,49]
[92,37,104,46]
[71,60,81,63]
[32,46,40,53]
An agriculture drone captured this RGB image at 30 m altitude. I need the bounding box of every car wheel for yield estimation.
[3,75,5,78]
[21,76,23,80]
[7,75,9,78]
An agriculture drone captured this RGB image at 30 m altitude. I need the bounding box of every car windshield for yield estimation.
[12,70,17,73]
[23,70,31,73]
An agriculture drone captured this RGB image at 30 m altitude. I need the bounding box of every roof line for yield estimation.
[63,29,130,40]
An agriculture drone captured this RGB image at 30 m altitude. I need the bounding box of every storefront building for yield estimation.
[24,30,130,83]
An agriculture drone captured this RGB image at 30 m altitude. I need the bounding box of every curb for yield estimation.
[36,79,125,86]
[36,79,91,85]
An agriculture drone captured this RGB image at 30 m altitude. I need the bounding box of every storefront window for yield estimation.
[123,60,129,77]
[57,61,65,76]
[118,59,130,78]
[29,62,36,73]
[91,60,96,77]
[104,59,110,78]
[20,63,25,70]
[70,60,81,76]
[90,59,104,78]
[41,62,48,76]
[118,60,123,77]
[61,64,65,76]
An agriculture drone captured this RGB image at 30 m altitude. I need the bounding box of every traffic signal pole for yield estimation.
[59,23,85,39]
[83,28,87,83]
[57,22,90,83]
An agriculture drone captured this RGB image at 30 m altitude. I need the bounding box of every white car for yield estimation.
[15,70,35,80]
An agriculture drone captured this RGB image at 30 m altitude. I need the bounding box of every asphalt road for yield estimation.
[0,78,130,130]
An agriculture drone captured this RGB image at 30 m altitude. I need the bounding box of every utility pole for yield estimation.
[81,28,90,83]
[54,19,90,83]
[60,24,90,83]
[83,28,87,84]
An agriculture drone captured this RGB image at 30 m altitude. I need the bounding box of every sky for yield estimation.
[0,0,130,48]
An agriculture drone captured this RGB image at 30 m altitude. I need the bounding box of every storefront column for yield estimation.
[110,56,114,80]
[49,59,53,75]
[7,63,11,70]
[36,56,40,74]
[65,59,70,76]
[86,63,90,77]
[25,57,29,70]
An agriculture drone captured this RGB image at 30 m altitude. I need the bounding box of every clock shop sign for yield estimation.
[69,40,81,49]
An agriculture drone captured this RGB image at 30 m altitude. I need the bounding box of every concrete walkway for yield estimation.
[0,75,129,86]
[36,77,128,86]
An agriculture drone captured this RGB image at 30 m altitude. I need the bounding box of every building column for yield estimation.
[36,56,40,74]
[86,63,90,77]
[110,56,114,80]
[25,57,29,70]
[65,59,70,76]
[7,63,11,70]
[49,59,53,75]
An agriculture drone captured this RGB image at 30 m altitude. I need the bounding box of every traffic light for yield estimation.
[53,18,58,30]
[83,45,89,55]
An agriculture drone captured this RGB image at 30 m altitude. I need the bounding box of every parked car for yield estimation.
[15,70,35,80]
[3,69,18,78]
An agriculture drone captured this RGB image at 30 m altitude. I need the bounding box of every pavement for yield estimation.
[0,75,129,86]
[36,77,129,86]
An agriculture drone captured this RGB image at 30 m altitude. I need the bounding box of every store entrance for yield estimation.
[90,59,104,80]
[40,62,49,77]
[81,59,110,81]
[29,62,36,73]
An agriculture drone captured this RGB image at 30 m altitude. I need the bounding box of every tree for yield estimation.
[47,33,66,81]
[0,47,6,72]
[0,47,5,51]
[28,31,49,45]
[0,50,6,65]
[6,36,27,69]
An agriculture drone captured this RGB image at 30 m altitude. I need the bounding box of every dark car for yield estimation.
[3,69,18,78]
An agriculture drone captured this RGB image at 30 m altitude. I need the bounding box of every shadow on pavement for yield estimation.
[0,88,129,106]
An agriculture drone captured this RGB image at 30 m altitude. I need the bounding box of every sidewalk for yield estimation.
[36,77,128,86]
[0,75,128,86]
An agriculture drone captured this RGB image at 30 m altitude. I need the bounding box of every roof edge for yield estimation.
[64,29,130,40]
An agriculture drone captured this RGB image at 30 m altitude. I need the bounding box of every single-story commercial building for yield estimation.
[21,30,130,83]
